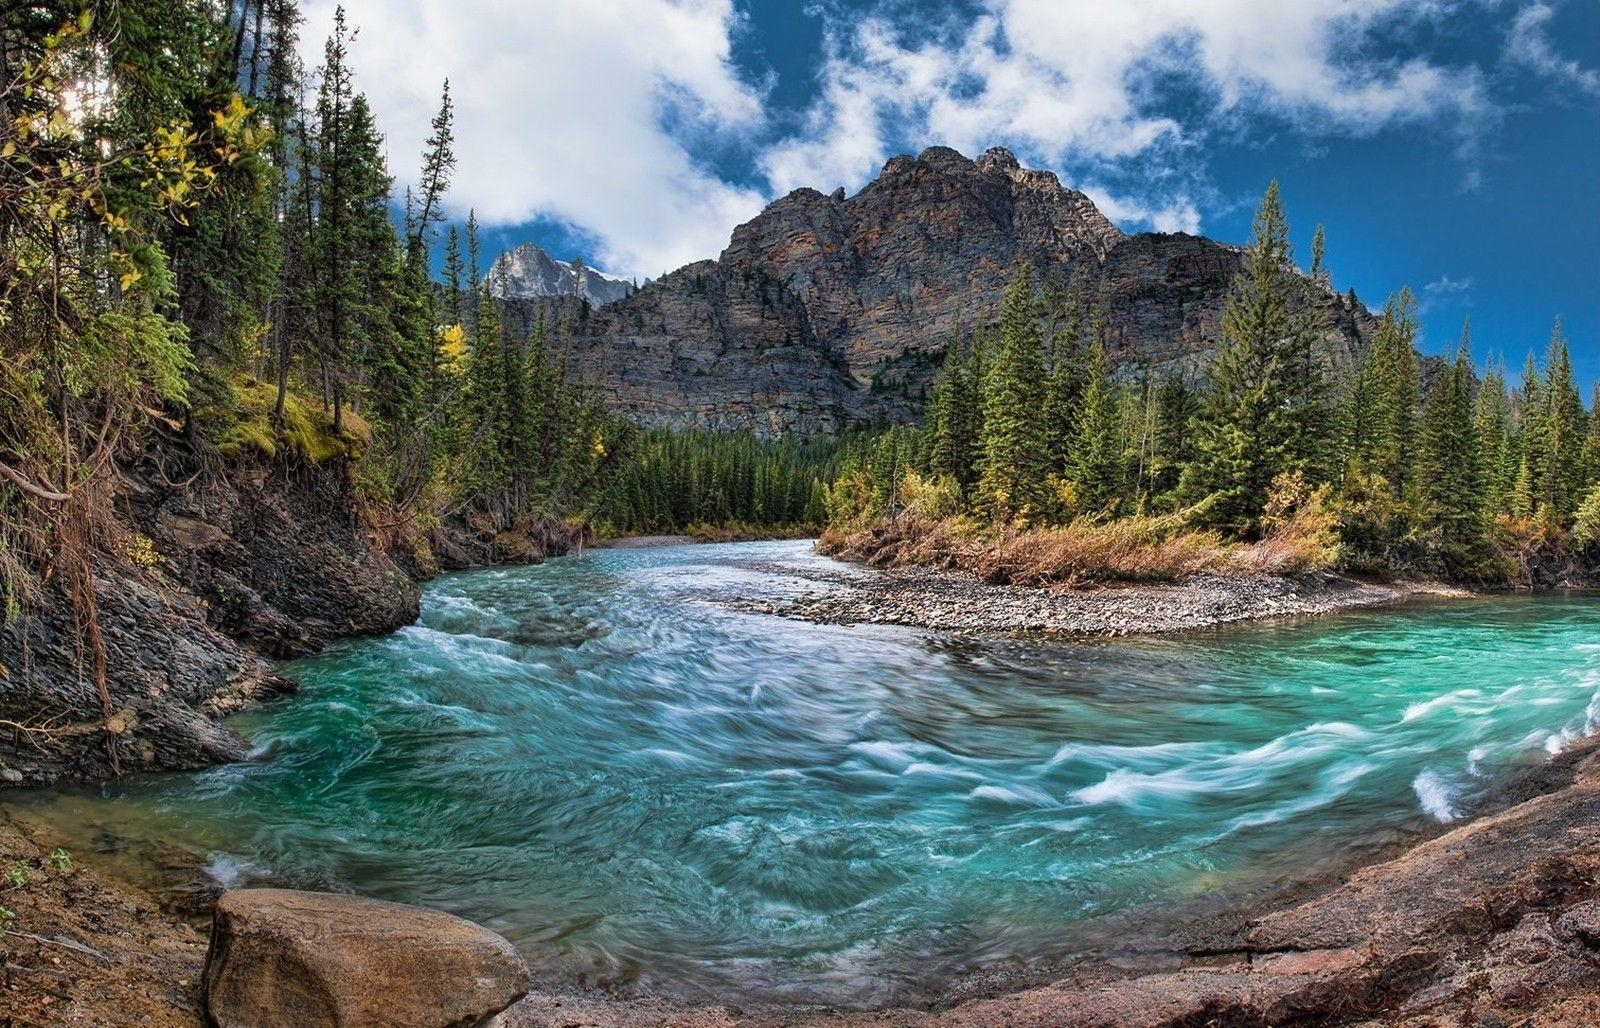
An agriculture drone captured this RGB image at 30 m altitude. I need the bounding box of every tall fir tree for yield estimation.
[1417,329,1483,556]
[1068,339,1123,514]
[1472,358,1514,515]
[1179,182,1318,535]
[976,266,1051,523]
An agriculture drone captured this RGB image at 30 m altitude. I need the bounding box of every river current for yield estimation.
[18,540,1600,1003]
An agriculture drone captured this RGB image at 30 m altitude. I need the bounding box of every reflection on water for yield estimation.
[16,541,1600,1004]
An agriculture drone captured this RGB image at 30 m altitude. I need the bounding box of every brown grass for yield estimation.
[822,512,1234,587]
[821,487,1341,590]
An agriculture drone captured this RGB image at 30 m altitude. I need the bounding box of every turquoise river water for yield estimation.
[15,540,1600,1004]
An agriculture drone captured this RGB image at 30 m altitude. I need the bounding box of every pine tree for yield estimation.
[1365,288,1422,497]
[1535,320,1586,520]
[1043,274,1089,474]
[976,267,1051,523]
[1179,182,1317,535]
[1472,359,1514,515]
[1068,339,1123,514]
[1417,330,1482,555]
[1148,377,1199,505]
[1583,383,1600,487]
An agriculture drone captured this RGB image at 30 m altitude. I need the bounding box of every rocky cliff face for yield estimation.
[489,242,632,307]
[556,145,1371,438]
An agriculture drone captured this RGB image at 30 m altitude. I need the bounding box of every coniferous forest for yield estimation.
[2,0,1596,633]
[824,185,1600,586]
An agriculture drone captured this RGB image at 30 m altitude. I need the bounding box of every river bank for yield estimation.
[5,731,1599,1026]
[724,557,1470,637]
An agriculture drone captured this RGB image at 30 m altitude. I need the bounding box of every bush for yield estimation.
[1574,485,1600,550]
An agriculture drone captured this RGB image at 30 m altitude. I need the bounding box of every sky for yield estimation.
[299,0,1600,388]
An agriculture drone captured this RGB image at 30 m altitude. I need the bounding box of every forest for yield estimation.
[823,185,1600,586]
[3,0,1596,639]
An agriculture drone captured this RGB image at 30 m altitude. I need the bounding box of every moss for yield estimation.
[209,377,370,465]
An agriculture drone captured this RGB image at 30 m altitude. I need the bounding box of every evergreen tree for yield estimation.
[1417,331,1483,555]
[1147,377,1199,505]
[1365,288,1422,496]
[1583,383,1600,487]
[976,267,1051,522]
[1180,182,1318,535]
[1472,358,1514,515]
[1535,320,1586,520]
[1068,339,1123,514]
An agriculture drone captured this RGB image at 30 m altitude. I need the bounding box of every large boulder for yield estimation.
[203,888,533,1028]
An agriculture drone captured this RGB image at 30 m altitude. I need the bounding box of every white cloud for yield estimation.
[1425,274,1474,295]
[298,0,767,278]
[1083,187,1202,235]
[1506,1,1600,95]
[766,0,1494,231]
[299,0,1511,271]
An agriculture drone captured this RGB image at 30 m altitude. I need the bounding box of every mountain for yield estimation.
[488,242,633,307]
[515,145,1372,438]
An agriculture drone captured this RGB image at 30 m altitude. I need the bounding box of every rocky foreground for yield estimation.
[721,558,1454,638]
[5,734,1600,1026]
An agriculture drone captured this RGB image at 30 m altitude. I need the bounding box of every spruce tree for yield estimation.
[1365,288,1422,497]
[1535,320,1586,520]
[1179,182,1314,535]
[1417,331,1483,555]
[1583,383,1600,487]
[976,266,1050,523]
[1068,339,1123,514]
[1472,359,1514,515]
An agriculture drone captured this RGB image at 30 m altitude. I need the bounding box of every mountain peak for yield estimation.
[488,242,631,307]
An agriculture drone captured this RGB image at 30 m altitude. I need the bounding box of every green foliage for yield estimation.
[211,378,368,463]
[1067,339,1124,515]
[601,429,845,533]
[823,184,1598,586]
[1179,182,1326,536]
[1417,334,1484,565]
[48,848,72,873]
[976,266,1051,523]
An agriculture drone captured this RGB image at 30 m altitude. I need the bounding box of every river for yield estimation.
[14,540,1600,1005]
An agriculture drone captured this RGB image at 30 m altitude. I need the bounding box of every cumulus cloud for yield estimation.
[299,0,767,278]
[301,0,1509,273]
[764,0,1493,230]
[1506,1,1600,95]
[1082,188,1202,236]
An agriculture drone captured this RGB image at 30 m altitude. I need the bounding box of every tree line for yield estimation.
[831,184,1600,580]
[0,0,834,616]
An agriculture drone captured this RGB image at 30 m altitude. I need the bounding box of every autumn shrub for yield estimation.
[1230,472,1341,575]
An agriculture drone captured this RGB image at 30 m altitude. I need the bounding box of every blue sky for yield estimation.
[305,0,1599,388]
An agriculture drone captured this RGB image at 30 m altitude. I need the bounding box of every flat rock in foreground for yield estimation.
[203,888,532,1028]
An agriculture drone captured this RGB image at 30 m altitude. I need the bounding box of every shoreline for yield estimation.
[725,553,1475,638]
[5,733,1599,1025]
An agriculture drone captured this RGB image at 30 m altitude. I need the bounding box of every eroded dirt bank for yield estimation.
[5,737,1600,1026]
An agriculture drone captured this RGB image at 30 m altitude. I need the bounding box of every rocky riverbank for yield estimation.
[5,734,1600,1026]
[0,445,579,789]
[723,557,1465,638]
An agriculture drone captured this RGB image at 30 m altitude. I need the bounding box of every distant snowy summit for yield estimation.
[487,242,632,307]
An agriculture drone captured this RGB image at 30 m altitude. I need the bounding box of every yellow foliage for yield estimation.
[437,324,468,373]
[123,534,162,569]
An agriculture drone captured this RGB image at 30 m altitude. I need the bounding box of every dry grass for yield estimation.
[822,512,1234,587]
[821,479,1342,589]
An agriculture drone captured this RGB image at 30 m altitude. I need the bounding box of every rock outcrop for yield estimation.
[0,449,421,785]
[489,242,632,307]
[203,889,533,1028]
[534,145,1371,438]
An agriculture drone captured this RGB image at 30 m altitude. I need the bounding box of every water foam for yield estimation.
[1412,769,1460,822]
